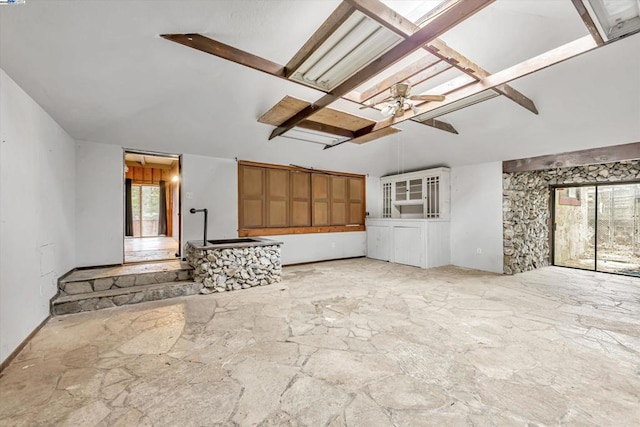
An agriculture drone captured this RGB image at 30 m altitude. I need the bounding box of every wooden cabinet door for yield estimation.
[348,177,364,225]
[330,176,347,225]
[312,174,330,226]
[291,171,311,227]
[266,168,289,227]
[239,165,265,228]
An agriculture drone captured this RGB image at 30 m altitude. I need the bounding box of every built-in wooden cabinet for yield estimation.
[381,167,450,219]
[366,219,451,269]
[369,167,451,269]
[238,161,366,236]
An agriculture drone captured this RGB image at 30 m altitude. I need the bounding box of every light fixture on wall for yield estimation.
[413,90,499,122]
[171,175,179,183]
[580,0,640,42]
[288,11,403,91]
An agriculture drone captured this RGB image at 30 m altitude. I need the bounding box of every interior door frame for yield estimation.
[550,179,640,276]
[122,148,182,264]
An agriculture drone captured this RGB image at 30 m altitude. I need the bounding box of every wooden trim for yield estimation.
[0,315,50,374]
[412,118,458,134]
[570,0,605,46]
[284,2,356,77]
[356,56,442,102]
[346,0,537,115]
[161,34,286,77]
[360,61,452,107]
[238,160,366,178]
[268,0,495,140]
[502,142,640,173]
[125,161,174,170]
[362,35,597,135]
[296,120,355,139]
[239,225,365,237]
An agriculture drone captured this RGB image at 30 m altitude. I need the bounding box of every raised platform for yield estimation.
[186,238,282,293]
[51,260,198,315]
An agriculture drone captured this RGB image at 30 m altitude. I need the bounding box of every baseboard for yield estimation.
[0,315,50,375]
[283,255,365,267]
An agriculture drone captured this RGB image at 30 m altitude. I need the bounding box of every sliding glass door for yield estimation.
[553,182,640,277]
[131,184,160,237]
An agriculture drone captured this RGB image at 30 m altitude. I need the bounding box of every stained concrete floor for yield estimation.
[1,259,639,426]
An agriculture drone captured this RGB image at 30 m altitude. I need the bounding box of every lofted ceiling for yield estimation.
[1,0,638,177]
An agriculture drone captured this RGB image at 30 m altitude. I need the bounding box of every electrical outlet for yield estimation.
[476,248,482,254]
[186,192,194,199]
[331,242,336,249]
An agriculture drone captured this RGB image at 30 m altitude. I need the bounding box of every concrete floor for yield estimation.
[1,259,639,426]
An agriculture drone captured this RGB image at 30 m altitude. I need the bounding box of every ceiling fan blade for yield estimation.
[409,94,446,102]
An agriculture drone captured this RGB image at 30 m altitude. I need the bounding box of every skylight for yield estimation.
[583,0,640,41]
[380,1,444,24]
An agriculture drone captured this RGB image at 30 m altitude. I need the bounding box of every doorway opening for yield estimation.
[552,181,640,277]
[124,151,181,263]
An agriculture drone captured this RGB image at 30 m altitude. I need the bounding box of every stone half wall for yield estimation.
[186,243,282,293]
[503,160,640,274]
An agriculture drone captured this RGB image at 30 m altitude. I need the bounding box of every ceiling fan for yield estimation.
[360,83,445,118]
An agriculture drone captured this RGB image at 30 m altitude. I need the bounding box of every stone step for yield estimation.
[58,261,193,296]
[52,281,203,315]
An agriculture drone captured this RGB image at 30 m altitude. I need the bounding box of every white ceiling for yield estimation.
[1,0,639,177]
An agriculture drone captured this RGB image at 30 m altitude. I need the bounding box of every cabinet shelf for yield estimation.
[393,199,423,206]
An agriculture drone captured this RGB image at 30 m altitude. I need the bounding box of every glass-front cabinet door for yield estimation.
[395,180,407,201]
[409,179,422,201]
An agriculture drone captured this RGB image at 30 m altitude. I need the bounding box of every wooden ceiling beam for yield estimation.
[284,3,357,78]
[412,118,459,135]
[355,55,442,102]
[364,61,453,107]
[162,32,454,137]
[268,0,495,140]
[346,0,538,115]
[160,34,285,77]
[296,120,355,139]
[358,35,597,137]
[569,0,605,46]
[503,142,640,173]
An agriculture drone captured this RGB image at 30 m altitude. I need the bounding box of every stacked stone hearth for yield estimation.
[51,261,199,315]
[186,242,282,294]
[503,160,639,275]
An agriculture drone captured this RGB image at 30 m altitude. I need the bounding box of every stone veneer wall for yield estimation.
[186,244,282,293]
[503,160,640,274]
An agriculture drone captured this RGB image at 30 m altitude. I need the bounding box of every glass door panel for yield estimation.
[132,184,160,237]
[596,183,640,275]
[409,179,422,200]
[395,181,407,201]
[553,186,596,270]
[141,185,160,236]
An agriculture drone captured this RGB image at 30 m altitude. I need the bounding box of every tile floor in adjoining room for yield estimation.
[1,258,639,426]
[125,236,179,263]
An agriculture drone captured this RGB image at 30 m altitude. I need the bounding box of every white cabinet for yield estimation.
[366,218,450,269]
[366,224,390,262]
[381,167,450,219]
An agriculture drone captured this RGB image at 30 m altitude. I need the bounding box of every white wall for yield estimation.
[0,69,76,363]
[450,162,504,273]
[75,141,123,267]
[73,148,371,266]
[181,154,238,244]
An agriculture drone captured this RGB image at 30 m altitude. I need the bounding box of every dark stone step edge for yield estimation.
[58,269,194,295]
[52,281,203,315]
